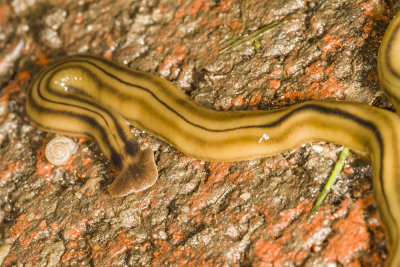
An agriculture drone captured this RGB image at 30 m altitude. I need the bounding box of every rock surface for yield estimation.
[0,0,394,265]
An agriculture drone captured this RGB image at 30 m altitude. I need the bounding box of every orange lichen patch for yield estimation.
[34,140,54,180]
[188,0,210,17]
[199,41,220,59]
[91,242,107,262]
[270,63,283,77]
[319,75,346,97]
[104,50,113,59]
[232,94,249,107]
[362,20,375,40]
[219,0,234,12]
[0,160,23,180]
[166,0,241,61]
[34,161,53,180]
[163,245,220,266]
[361,1,375,16]
[2,209,48,264]
[18,70,30,80]
[347,260,362,267]
[344,164,354,175]
[267,200,312,238]
[210,166,253,186]
[103,32,116,47]
[169,246,191,264]
[75,17,83,24]
[219,100,233,111]
[283,61,296,75]
[141,208,151,218]
[61,241,86,263]
[302,61,325,83]
[64,154,78,171]
[250,91,262,106]
[3,70,30,96]
[182,154,195,164]
[254,196,377,265]
[361,0,387,19]
[0,93,9,105]
[172,7,186,23]
[19,231,41,249]
[35,52,51,66]
[322,198,372,265]
[155,45,163,54]
[169,245,184,263]
[65,224,83,240]
[171,230,186,241]
[208,162,233,183]
[175,44,186,55]
[188,190,214,216]
[321,34,343,58]
[182,155,201,170]
[6,214,32,242]
[139,242,151,253]
[153,240,170,259]
[172,0,211,22]
[251,197,369,266]
[107,232,132,258]
[254,239,281,264]
[136,197,151,211]
[281,67,347,105]
[230,19,240,31]
[269,79,281,91]
[158,4,169,13]
[292,62,347,101]
[158,47,187,77]
[82,157,92,166]
[0,2,11,25]
[232,168,254,184]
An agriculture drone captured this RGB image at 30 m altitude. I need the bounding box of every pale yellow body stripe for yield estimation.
[25,11,400,266]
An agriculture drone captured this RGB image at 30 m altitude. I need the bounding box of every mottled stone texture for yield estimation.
[0,0,395,265]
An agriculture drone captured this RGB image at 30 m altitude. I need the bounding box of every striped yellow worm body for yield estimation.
[26,11,400,266]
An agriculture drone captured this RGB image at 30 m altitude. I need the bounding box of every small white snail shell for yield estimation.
[45,137,78,165]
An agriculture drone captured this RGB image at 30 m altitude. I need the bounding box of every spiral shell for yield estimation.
[45,137,78,165]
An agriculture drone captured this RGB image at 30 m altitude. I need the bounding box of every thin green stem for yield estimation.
[309,147,350,218]
[220,20,284,53]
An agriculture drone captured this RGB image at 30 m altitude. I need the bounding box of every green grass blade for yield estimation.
[220,20,284,53]
[309,147,350,218]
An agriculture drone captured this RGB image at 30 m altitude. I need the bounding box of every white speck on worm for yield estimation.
[259,133,270,143]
